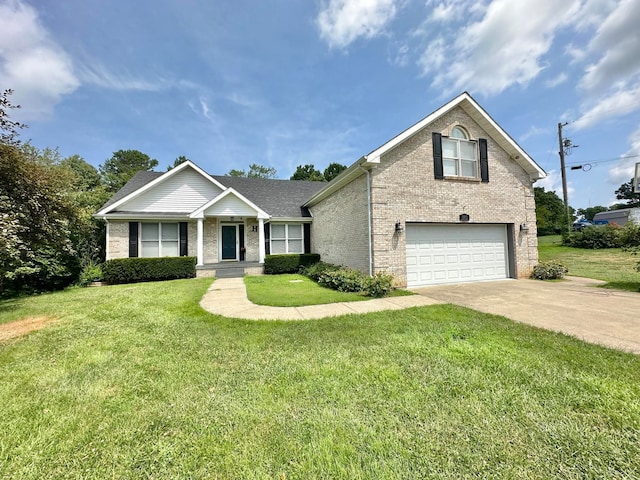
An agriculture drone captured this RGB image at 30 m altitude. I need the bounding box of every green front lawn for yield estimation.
[1,279,639,479]
[245,273,369,306]
[538,235,640,291]
[244,273,412,307]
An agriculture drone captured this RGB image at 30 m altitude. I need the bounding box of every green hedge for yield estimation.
[264,254,321,274]
[102,257,197,284]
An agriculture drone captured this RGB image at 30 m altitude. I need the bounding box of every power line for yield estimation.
[565,153,640,167]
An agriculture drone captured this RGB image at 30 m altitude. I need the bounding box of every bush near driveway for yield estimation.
[531,261,569,280]
[538,235,640,291]
[562,223,640,249]
[303,262,395,297]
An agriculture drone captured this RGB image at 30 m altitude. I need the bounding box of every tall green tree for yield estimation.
[0,144,81,295]
[290,164,325,181]
[323,162,347,181]
[227,164,277,179]
[0,88,27,145]
[100,149,158,193]
[614,178,640,208]
[58,154,110,266]
[167,155,190,171]
[534,187,574,235]
[576,206,608,222]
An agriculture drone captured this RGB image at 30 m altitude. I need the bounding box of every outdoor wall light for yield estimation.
[459,213,470,222]
[395,221,404,233]
[520,223,529,232]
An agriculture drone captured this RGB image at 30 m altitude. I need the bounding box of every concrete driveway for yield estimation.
[414,276,640,354]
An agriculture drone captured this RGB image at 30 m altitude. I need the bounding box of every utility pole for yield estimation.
[557,122,570,231]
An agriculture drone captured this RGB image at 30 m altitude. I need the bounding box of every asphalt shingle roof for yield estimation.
[100,170,326,219]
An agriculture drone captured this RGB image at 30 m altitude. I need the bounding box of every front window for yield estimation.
[442,126,478,178]
[270,223,304,254]
[141,223,179,257]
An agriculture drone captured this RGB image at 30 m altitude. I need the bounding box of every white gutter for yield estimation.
[359,166,373,276]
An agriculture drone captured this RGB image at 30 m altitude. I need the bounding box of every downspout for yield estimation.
[359,165,373,276]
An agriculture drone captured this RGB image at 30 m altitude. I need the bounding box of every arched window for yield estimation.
[450,126,468,139]
[442,126,477,177]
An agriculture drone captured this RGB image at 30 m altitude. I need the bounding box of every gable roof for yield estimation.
[96,161,226,216]
[306,91,546,206]
[96,163,326,219]
[212,176,325,218]
[190,187,270,219]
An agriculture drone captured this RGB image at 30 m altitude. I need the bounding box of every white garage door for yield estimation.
[406,224,509,287]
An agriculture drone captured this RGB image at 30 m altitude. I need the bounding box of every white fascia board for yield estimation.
[458,95,546,180]
[95,160,227,216]
[269,217,313,223]
[97,213,191,221]
[189,187,270,219]
[366,92,546,181]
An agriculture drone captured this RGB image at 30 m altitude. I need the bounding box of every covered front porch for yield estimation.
[190,187,270,267]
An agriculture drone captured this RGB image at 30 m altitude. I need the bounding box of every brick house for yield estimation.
[96,92,546,287]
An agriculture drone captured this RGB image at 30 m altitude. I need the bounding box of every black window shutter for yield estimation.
[303,223,311,254]
[179,222,188,256]
[432,132,444,179]
[129,222,138,257]
[479,138,489,183]
[239,224,245,261]
[264,222,270,255]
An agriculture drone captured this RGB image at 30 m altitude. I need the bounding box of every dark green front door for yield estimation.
[221,225,237,260]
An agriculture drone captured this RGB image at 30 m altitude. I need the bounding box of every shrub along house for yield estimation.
[96,92,546,287]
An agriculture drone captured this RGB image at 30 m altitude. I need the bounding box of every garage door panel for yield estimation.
[406,224,508,287]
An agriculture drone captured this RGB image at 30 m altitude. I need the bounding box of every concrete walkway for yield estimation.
[199,277,440,320]
[414,276,640,354]
[199,276,640,354]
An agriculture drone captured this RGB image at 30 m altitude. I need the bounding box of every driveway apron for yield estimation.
[414,276,640,354]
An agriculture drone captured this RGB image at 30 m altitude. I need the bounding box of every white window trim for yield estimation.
[140,222,180,258]
[270,223,304,254]
[442,133,479,179]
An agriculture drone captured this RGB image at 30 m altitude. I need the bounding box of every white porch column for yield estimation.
[258,218,265,263]
[197,218,204,266]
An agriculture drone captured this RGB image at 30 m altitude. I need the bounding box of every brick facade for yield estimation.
[311,106,539,286]
[106,221,129,260]
[310,174,370,273]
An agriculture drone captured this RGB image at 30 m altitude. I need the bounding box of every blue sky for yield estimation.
[2,0,640,210]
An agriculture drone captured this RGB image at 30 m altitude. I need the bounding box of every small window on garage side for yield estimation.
[270,223,304,254]
[442,126,478,178]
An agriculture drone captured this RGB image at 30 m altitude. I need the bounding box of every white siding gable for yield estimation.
[119,168,223,212]
[204,193,259,217]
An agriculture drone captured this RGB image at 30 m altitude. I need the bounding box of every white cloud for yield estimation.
[418,0,581,97]
[608,124,640,185]
[317,0,398,49]
[579,0,640,93]
[0,0,79,119]
[520,125,549,141]
[535,169,574,200]
[78,62,167,91]
[545,72,568,88]
[573,83,640,130]
[199,97,211,119]
[573,0,640,132]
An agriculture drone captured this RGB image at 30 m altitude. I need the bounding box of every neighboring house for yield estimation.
[96,92,546,287]
[593,208,640,226]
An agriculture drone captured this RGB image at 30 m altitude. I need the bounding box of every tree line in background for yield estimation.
[3,87,638,295]
[0,90,348,297]
[535,180,640,236]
